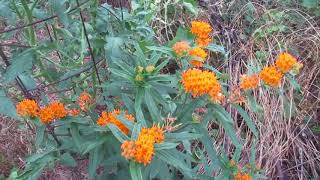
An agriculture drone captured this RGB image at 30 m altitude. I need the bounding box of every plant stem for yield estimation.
[47,125,61,146]
[20,0,36,45]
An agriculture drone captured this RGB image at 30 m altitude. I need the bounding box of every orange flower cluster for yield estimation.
[39,102,67,124]
[121,140,136,159]
[16,99,39,118]
[258,52,301,87]
[181,68,223,102]
[239,52,301,89]
[229,88,246,105]
[68,108,80,116]
[16,99,67,124]
[188,47,208,67]
[97,109,135,135]
[17,99,72,124]
[235,172,252,180]
[38,106,55,124]
[172,41,191,56]
[77,91,92,111]
[121,125,164,165]
[275,52,298,73]
[191,21,212,47]
[196,37,212,47]
[259,66,283,87]
[239,74,259,90]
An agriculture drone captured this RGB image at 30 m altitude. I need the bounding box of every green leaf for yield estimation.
[112,57,135,75]
[206,43,226,55]
[121,94,134,113]
[134,42,147,66]
[144,88,161,122]
[105,36,124,61]
[149,51,163,65]
[177,97,205,121]
[88,147,100,180]
[194,124,221,170]
[70,123,82,152]
[107,124,129,143]
[165,132,202,141]
[26,148,55,163]
[129,161,143,180]
[213,109,242,148]
[35,125,46,147]
[18,74,37,90]
[246,93,263,115]
[115,113,134,130]
[168,27,194,46]
[81,136,108,155]
[287,75,301,92]
[154,142,179,150]
[60,153,77,167]
[182,2,198,15]
[210,105,242,148]
[131,123,141,140]
[232,105,259,137]
[0,90,18,119]
[135,88,146,126]
[0,0,16,22]
[211,104,233,123]
[154,59,169,74]
[156,150,193,178]
[250,139,256,168]
[302,0,318,8]
[3,49,34,84]
[50,0,68,26]
[110,68,132,80]
[17,164,45,180]
[146,46,173,56]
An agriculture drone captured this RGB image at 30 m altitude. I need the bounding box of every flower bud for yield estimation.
[136,66,144,73]
[146,65,155,73]
[135,74,144,82]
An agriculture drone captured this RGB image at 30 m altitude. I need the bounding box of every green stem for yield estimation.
[12,0,23,19]
[20,0,36,45]
[31,0,40,11]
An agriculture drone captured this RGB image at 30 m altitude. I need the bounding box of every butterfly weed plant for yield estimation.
[0,0,303,179]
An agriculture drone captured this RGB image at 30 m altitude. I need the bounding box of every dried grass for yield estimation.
[0,117,33,177]
[207,1,320,179]
[152,0,320,179]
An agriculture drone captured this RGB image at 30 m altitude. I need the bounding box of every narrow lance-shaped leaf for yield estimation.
[135,88,146,126]
[146,46,173,56]
[213,108,242,148]
[70,123,82,152]
[131,123,141,140]
[60,153,77,167]
[129,161,143,180]
[3,49,34,84]
[121,94,134,114]
[194,124,221,171]
[144,88,161,122]
[156,150,194,178]
[0,90,18,119]
[149,51,163,65]
[232,104,259,137]
[35,125,46,147]
[154,142,179,150]
[107,124,129,143]
[165,132,202,142]
[110,68,132,80]
[88,147,100,180]
[115,113,134,130]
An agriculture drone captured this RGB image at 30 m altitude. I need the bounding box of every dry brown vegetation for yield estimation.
[150,0,320,179]
[1,0,320,179]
